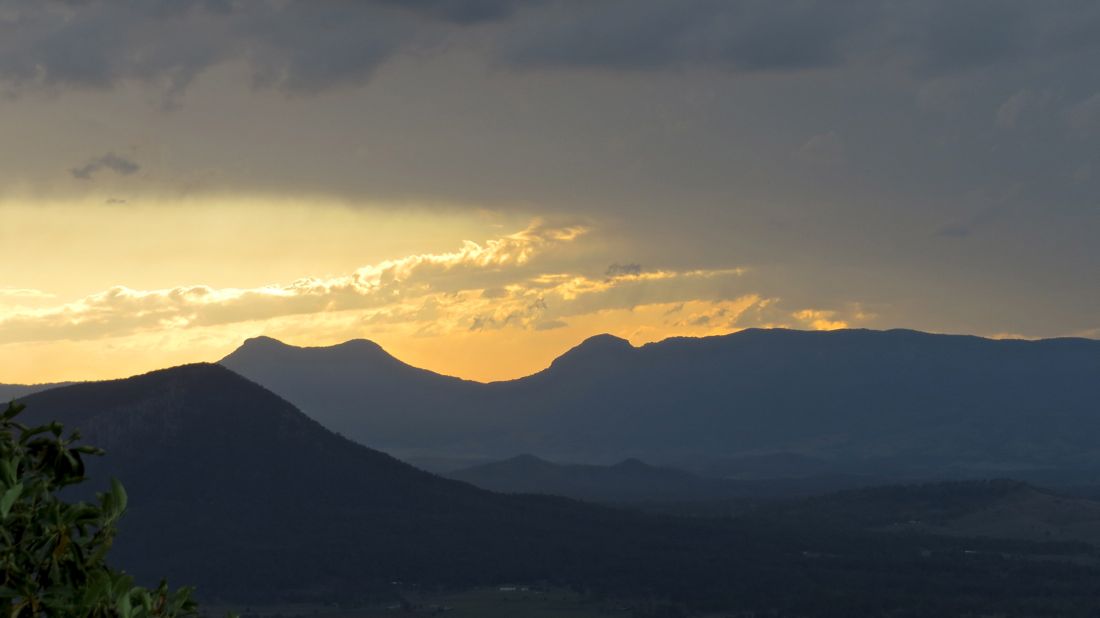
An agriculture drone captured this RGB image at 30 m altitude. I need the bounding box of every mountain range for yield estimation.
[220,328,1100,481]
[12,355,1100,614]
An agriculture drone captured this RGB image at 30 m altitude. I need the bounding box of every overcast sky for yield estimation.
[1,0,1098,382]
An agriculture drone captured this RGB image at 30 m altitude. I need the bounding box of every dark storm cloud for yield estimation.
[237,3,412,92]
[913,1,1031,74]
[375,0,543,24]
[0,1,419,97]
[498,0,873,72]
[0,1,230,95]
[70,153,140,180]
[0,0,536,99]
[2,1,1100,99]
[495,0,1100,77]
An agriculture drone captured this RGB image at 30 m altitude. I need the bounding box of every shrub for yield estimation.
[1,402,203,617]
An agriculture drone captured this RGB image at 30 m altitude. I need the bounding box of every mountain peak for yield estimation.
[329,338,388,354]
[547,334,634,373]
[222,336,399,367]
[578,333,632,349]
[18,362,316,454]
[238,335,292,350]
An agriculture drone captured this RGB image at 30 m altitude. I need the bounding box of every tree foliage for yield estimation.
[0,402,198,617]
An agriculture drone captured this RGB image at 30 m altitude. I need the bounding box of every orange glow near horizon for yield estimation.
[1,196,857,385]
[0,301,763,385]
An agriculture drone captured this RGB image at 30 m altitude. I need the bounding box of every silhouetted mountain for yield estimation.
[221,329,1100,481]
[450,454,878,504]
[220,336,488,455]
[18,366,1100,614]
[0,381,67,402]
[538,333,635,380]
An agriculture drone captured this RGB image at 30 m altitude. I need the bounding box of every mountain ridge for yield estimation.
[225,327,1100,385]
[219,327,1100,479]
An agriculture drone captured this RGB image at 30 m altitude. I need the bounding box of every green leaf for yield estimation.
[0,458,16,487]
[0,482,22,519]
[74,445,105,456]
[19,424,52,441]
[117,589,134,618]
[111,478,129,516]
[2,402,24,420]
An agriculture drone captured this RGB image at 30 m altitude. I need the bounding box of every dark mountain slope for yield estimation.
[18,366,611,598]
[221,329,1100,479]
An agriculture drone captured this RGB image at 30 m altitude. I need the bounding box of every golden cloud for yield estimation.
[792,309,849,331]
[0,221,571,341]
[0,217,881,384]
[0,220,753,346]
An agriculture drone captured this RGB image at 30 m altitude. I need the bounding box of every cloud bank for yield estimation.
[0,220,854,350]
[3,1,1099,99]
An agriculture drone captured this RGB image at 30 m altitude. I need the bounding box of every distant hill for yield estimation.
[219,336,488,455]
[221,329,1100,481]
[17,366,1100,614]
[0,381,66,402]
[449,454,878,504]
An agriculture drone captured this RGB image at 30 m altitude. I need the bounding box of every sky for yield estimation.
[1,0,1099,384]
